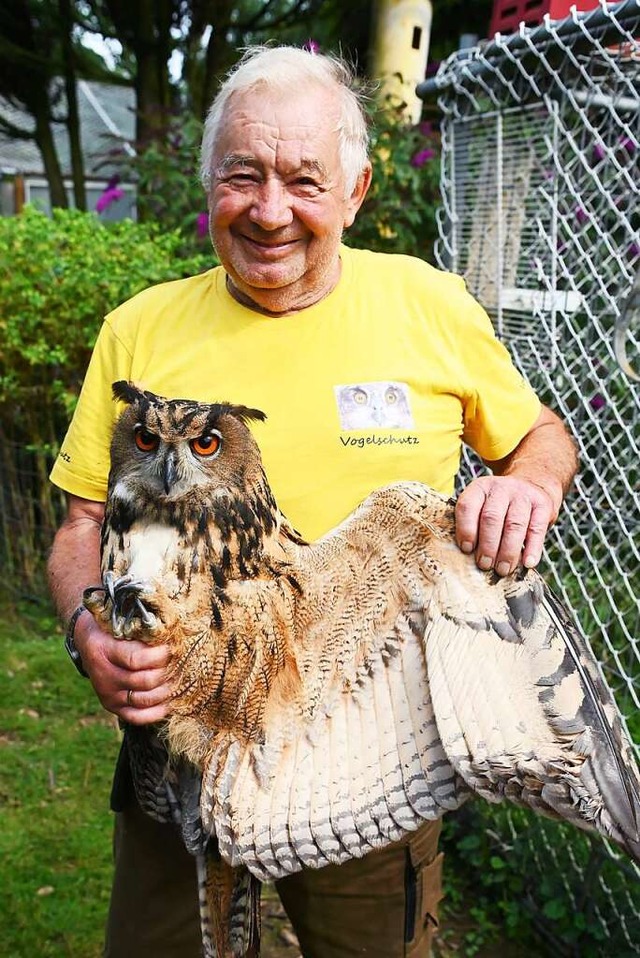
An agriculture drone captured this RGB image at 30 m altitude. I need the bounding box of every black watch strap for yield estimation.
[64,606,89,677]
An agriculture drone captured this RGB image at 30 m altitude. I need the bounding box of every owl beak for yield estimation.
[163,451,178,494]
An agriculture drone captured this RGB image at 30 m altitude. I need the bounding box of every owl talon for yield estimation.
[85,571,159,639]
[118,595,159,637]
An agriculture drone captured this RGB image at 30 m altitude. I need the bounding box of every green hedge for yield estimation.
[0,206,212,415]
[0,207,212,587]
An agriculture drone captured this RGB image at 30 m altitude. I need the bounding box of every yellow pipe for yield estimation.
[371,0,433,123]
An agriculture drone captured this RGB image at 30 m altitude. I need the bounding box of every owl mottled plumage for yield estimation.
[85,381,640,958]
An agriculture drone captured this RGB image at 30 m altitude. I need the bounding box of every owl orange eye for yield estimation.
[190,432,222,457]
[134,427,159,452]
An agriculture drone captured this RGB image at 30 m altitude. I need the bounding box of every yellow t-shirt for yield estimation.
[50,245,540,540]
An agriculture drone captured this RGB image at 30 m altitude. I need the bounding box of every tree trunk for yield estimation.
[184,0,235,121]
[59,0,86,210]
[34,106,68,208]
[134,0,174,146]
[199,3,236,122]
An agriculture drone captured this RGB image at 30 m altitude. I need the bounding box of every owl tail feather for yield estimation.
[197,842,261,957]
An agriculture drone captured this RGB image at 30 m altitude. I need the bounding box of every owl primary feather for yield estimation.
[84,381,640,958]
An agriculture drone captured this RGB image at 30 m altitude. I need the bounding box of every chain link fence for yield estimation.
[419,1,640,952]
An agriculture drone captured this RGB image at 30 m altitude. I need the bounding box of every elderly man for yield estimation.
[48,45,577,958]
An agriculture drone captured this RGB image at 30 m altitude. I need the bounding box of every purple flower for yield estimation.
[410,148,435,168]
[575,206,588,225]
[196,211,209,238]
[590,393,606,412]
[303,39,320,54]
[96,186,124,214]
[619,136,636,155]
[628,241,640,260]
[592,143,606,162]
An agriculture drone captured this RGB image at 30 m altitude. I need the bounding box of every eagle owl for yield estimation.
[85,381,640,958]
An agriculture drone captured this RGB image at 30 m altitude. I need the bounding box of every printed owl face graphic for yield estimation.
[334,381,414,430]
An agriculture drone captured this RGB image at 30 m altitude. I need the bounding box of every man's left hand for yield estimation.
[454,475,557,576]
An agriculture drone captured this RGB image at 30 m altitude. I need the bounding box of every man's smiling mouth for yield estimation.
[242,236,300,253]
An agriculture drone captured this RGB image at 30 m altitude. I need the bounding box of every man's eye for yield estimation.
[225,172,258,185]
[292,178,322,194]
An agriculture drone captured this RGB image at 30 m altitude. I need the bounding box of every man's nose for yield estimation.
[248,179,293,230]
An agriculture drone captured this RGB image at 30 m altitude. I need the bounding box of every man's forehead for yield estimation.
[214,111,340,173]
[220,88,339,140]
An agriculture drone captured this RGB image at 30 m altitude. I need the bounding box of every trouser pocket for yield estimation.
[404,844,444,956]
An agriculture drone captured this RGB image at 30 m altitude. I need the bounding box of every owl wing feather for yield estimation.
[190,482,640,881]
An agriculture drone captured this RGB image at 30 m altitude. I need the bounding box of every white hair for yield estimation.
[199,45,370,197]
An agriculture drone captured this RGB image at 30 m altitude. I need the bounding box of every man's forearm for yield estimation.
[488,405,578,519]
[48,510,103,624]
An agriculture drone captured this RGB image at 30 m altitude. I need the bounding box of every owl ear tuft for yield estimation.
[112,380,146,406]
[112,380,164,408]
[227,405,267,425]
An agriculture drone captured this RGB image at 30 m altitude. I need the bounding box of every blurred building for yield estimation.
[0,80,136,219]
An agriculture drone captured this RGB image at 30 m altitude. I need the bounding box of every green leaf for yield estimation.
[542,899,567,920]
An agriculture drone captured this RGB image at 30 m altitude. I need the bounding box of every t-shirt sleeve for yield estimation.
[456,290,541,461]
[49,316,133,502]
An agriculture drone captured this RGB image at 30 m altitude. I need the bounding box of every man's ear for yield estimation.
[343,163,373,229]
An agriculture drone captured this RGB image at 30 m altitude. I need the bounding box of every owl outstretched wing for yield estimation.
[86,383,640,904]
[191,483,640,883]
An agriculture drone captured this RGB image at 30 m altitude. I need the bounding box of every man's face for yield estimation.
[208,85,370,314]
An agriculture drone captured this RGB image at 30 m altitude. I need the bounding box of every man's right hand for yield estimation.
[74,610,173,725]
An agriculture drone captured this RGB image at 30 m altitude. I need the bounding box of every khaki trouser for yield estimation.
[104,799,443,957]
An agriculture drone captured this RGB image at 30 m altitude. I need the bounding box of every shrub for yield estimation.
[347,102,441,260]
[0,206,212,414]
[127,115,212,258]
[441,801,640,956]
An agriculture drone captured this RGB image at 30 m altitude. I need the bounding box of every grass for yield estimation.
[0,596,118,957]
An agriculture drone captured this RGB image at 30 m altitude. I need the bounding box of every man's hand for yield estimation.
[455,474,556,576]
[455,405,578,576]
[73,608,173,725]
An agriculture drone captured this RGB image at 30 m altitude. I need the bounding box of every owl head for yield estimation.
[108,381,268,506]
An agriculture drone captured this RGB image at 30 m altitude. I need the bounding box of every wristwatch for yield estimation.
[64,606,89,677]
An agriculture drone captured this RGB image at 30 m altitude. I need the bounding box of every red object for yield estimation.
[489,0,601,36]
